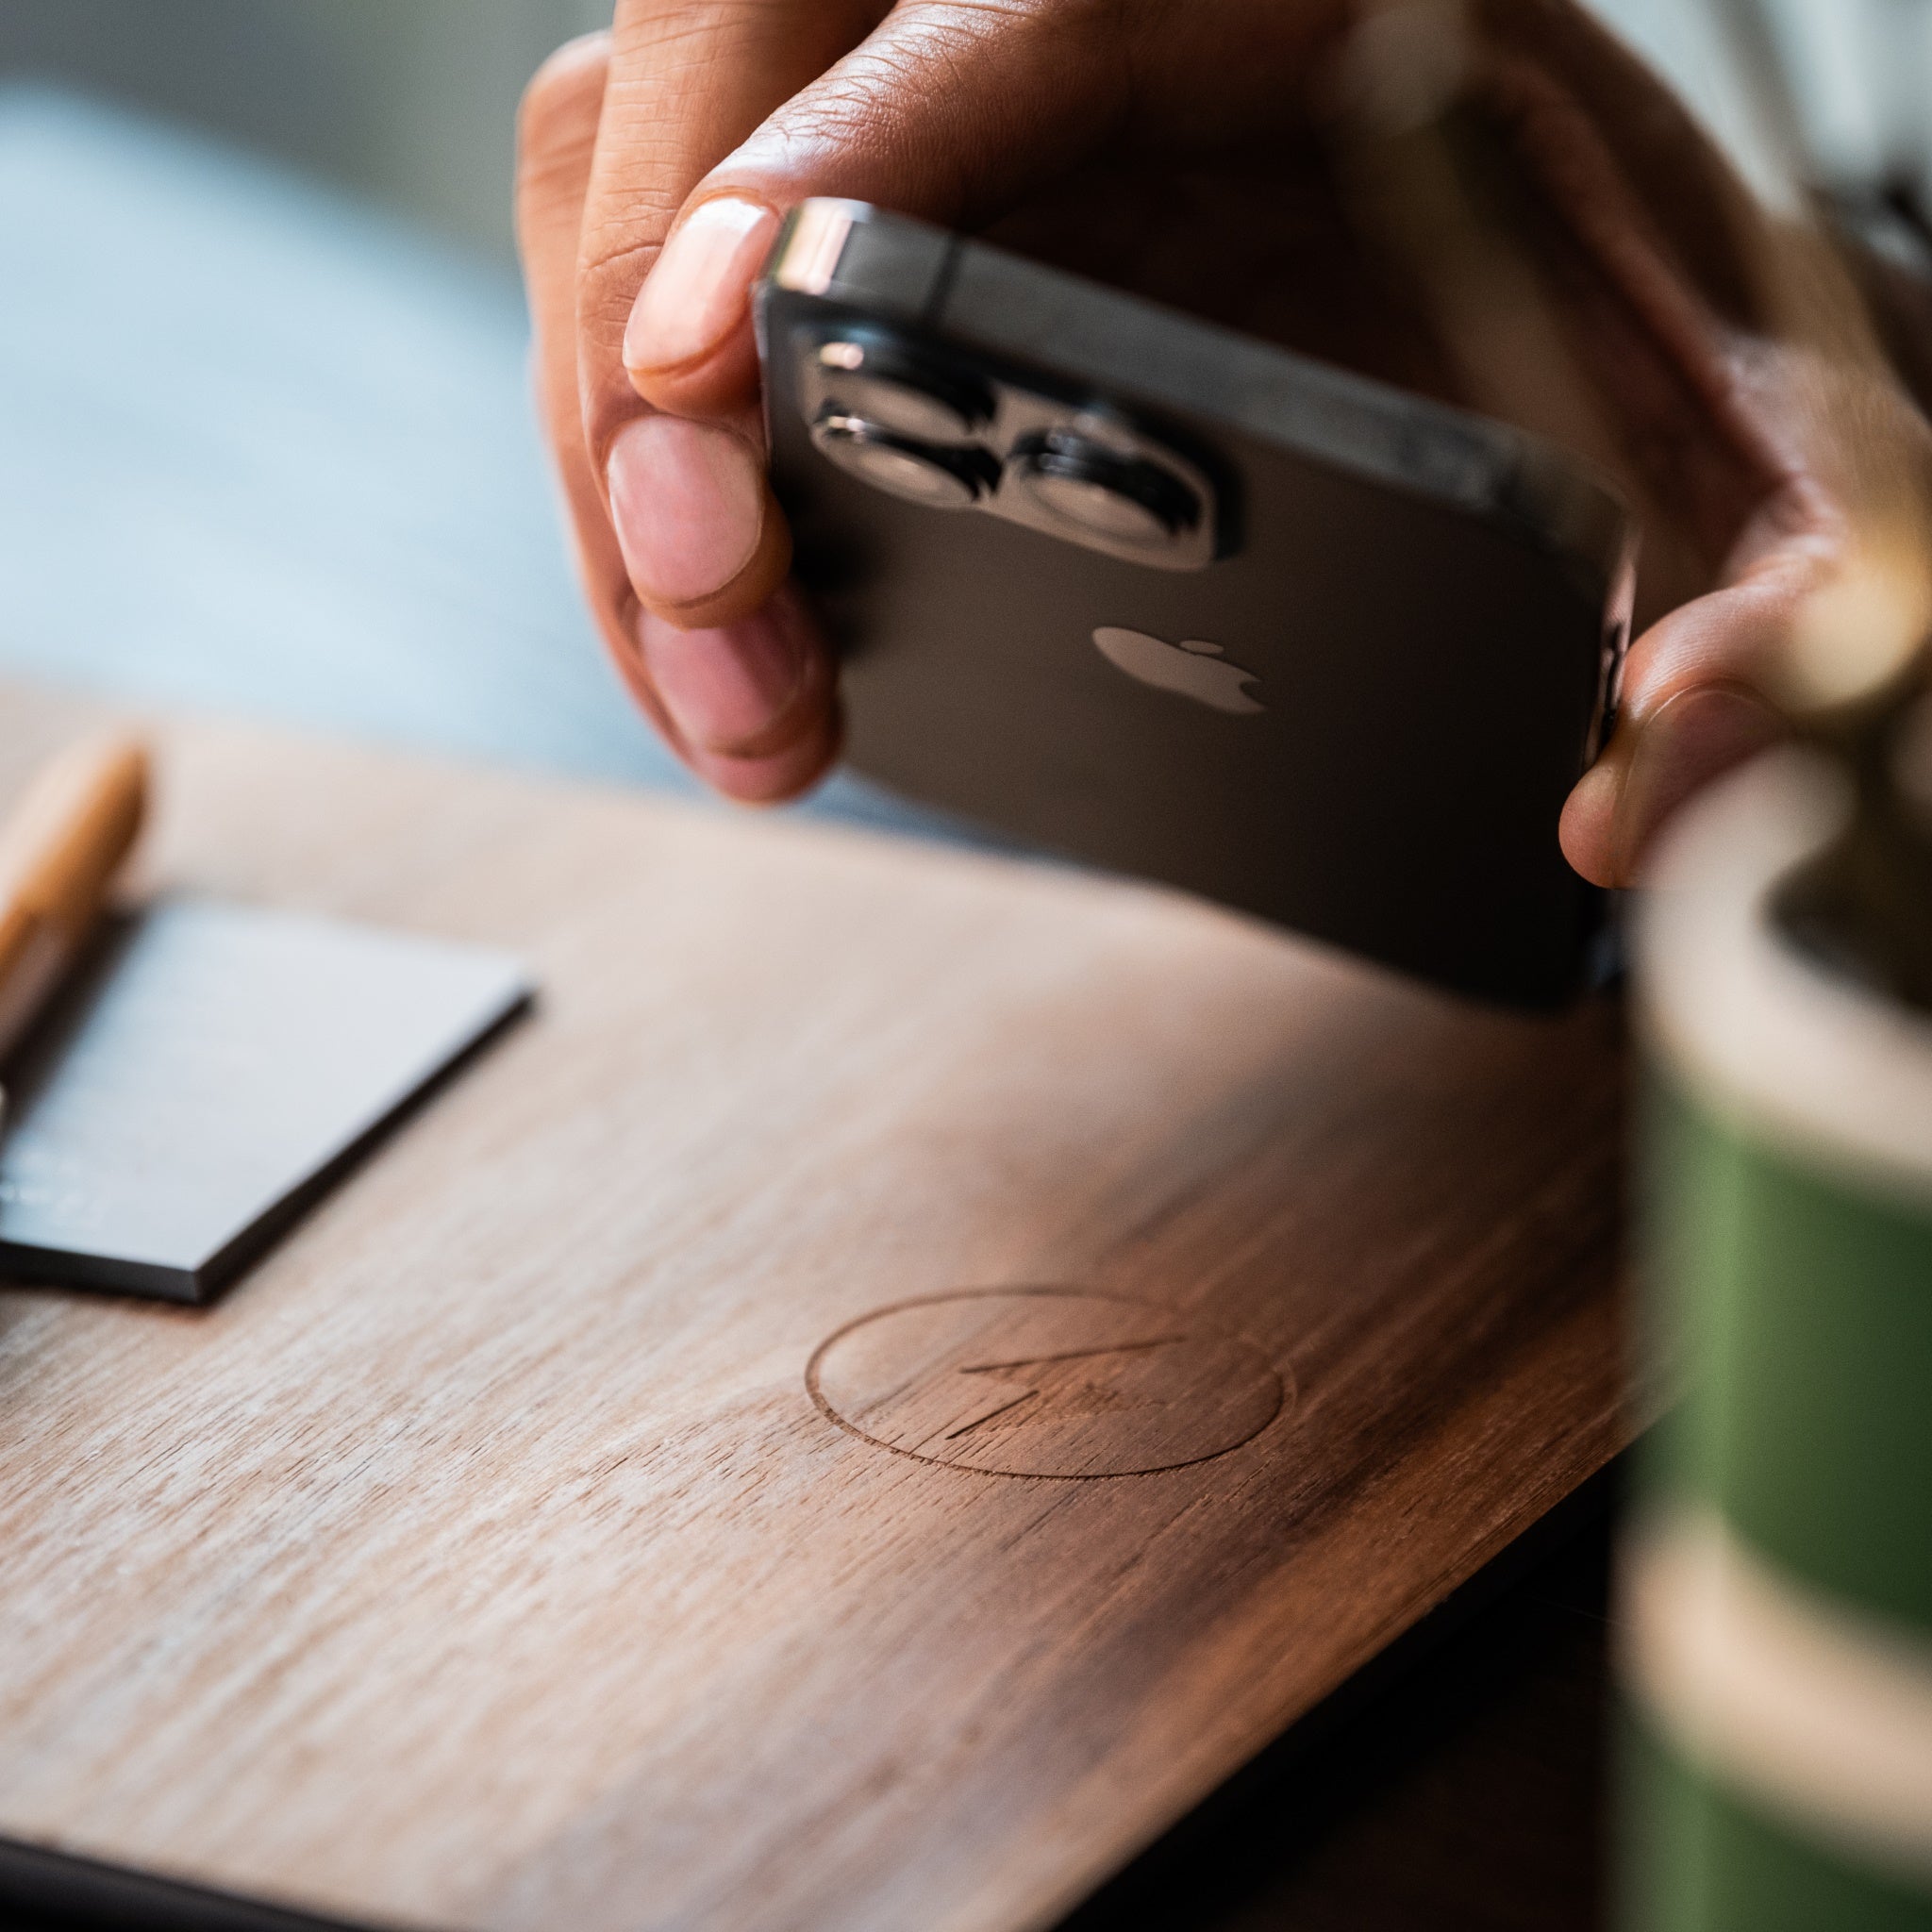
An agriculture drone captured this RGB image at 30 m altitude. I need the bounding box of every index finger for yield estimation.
[576,0,886,632]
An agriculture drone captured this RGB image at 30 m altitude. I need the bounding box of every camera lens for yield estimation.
[812,410,1000,508]
[814,336,994,442]
[1006,434,1202,550]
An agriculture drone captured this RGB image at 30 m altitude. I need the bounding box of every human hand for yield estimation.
[516,0,1932,885]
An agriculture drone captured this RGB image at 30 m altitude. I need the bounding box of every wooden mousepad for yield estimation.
[0,688,1630,1932]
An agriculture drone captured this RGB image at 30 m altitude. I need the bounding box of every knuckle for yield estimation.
[517,31,611,164]
[575,229,674,349]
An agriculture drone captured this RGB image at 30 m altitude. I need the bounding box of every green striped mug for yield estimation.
[1625,748,1932,1930]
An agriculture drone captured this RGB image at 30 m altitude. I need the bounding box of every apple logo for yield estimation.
[1091,627,1266,715]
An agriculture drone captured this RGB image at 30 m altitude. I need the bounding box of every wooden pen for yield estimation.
[0,734,149,1078]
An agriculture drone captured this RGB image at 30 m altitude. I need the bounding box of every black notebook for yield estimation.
[0,898,530,1302]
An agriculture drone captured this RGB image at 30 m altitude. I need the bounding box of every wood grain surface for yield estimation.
[0,681,1631,1932]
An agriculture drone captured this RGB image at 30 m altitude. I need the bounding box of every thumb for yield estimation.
[1558,573,1797,886]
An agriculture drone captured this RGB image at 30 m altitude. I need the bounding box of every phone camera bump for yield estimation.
[1006,433,1202,553]
[813,336,994,442]
[812,410,1000,508]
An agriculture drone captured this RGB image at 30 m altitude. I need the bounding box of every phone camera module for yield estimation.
[1005,433,1202,551]
[814,337,994,442]
[790,322,1219,567]
[812,410,1000,508]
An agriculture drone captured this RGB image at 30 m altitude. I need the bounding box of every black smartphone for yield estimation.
[756,198,1633,1006]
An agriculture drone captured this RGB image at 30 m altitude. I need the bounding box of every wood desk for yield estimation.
[0,684,1630,1932]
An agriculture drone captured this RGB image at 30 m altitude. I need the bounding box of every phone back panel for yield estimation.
[759,205,1630,1006]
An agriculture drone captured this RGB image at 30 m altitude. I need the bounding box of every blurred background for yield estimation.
[5,11,1930,1932]
[0,0,608,260]
[8,1,1932,266]
[0,0,1926,809]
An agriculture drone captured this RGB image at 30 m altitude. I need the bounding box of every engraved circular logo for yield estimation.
[806,1288,1288,1478]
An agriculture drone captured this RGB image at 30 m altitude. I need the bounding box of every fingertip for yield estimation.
[1558,753,1624,889]
[623,195,779,408]
[634,586,830,760]
[1607,685,1783,885]
[690,708,842,805]
[607,419,791,625]
[638,483,794,633]
[627,326,763,416]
